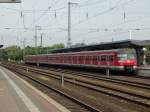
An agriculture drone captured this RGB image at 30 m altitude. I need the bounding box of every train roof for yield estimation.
[26,48,135,57]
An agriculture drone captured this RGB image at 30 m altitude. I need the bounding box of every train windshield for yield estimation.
[118,54,135,61]
[127,54,135,60]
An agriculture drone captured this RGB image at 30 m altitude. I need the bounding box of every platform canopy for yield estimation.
[0,0,21,3]
[0,45,3,48]
[52,39,150,53]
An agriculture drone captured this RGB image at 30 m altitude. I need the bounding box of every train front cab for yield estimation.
[117,52,137,72]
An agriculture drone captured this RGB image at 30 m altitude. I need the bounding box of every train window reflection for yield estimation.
[118,54,135,61]
[127,54,135,60]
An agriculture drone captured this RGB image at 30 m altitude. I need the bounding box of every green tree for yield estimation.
[23,43,65,55]
[1,43,65,62]
[4,46,23,61]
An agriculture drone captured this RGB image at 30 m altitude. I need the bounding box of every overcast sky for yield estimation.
[0,0,150,47]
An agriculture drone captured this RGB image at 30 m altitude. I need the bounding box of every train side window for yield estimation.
[87,56,91,61]
[69,56,71,61]
[99,56,101,62]
[86,56,88,61]
[109,55,114,62]
[69,56,72,61]
[64,56,66,61]
[85,56,87,61]
[89,56,91,61]
[73,56,75,60]
[79,56,83,61]
[101,56,104,62]
[79,56,81,61]
[82,56,84,61]
[67,56,69,61]
[80,56,82,61]
[93,56,95,61]
[93,56,98,61]
[101,55,106,62]
[104,56,107,61]
[63,56,65,61]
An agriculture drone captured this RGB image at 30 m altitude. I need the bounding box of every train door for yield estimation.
[75,56,77,64]
[62,56,65,64]
[72,56,76,64]
[66,55,69,64]
[108,55,114,66]
[42,55,46,63]
[76,55,80,64]
[101,55,107,66]
[75,55,78,64]
[66,56,68,64]
[85,56,89,65]
[78,56,81,64]
[70,56,73,64]
[56,56,58,64]
[106,55,110,67]
[67,56,69,64]
[78,56,84,64]
[47,56,51,63]
[63,56,66,64]
[59,55,62,64]
[98,55,101,65]
[69,56,72,64]
[89,56,92,65]
[54,56,56,63]
[81,56,84,64]
[93,55,98,65]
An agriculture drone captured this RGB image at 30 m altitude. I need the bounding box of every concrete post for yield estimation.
[61,74,64,87]
[37,63,39,67]
[26,67,29,72]
[106,61,110,77]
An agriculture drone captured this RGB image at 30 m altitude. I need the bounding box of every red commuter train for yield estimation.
[24,49,137,72]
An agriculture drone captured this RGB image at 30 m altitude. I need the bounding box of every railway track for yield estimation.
[25,64,150,90]
[3,64,100,112]
[24,68,150,107]
[46,67,150,89]
[2,63,150,111]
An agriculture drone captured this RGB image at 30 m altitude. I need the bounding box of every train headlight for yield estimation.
[126,60,130,63]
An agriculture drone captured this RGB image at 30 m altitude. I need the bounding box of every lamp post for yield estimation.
[67,2,78,48]
[143,48,147,66]
[34,26,41,54]
[34,26,41,48]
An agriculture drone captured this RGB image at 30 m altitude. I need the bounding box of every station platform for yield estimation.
[0,66,70,112]
[137,66,150,69]
[137,66,150,77]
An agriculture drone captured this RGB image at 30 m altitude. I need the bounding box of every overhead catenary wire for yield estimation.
[20,3,26,29]
[1,0,150,47]
[72,0,135,28]
[28,0,62,29]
